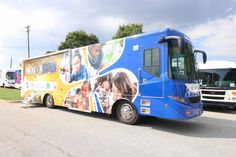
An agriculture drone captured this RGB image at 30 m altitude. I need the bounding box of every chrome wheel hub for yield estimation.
[121,103,133,120]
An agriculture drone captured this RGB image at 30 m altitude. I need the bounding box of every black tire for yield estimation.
[44,94,54,108]
[116,101,139,125]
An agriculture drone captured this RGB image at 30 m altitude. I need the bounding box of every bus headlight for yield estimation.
[168,96,188,104]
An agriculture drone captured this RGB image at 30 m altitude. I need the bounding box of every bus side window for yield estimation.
[144,48,160,77]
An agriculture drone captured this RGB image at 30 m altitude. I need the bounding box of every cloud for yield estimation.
[27,10,58,31]
[0,51,22,69]
[0,3,63,63]
[92,16,128,41]
[0,54,10,69]
[0,4,23,37]
[225,7,233,13]
[1,0,236,68]
[187,14,236,60]
[73,0,236,29]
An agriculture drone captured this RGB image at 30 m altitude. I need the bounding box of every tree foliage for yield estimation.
[112,23,143,39]
[58,30,99,50]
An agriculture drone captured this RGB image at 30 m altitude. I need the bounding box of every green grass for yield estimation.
[0,87,22,100]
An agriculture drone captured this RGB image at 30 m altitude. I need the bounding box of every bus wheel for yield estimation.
[116,101,139,125]
[44,94,54,109]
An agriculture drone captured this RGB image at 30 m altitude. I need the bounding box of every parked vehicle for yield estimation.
[21,28,206,124]
[15,69,22,89]
[198,61,236,109]
[0,69,16,88]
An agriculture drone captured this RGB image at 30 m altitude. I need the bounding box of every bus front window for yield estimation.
[168,40,195,80]
[199,69,236,88]
[6,72,15,80]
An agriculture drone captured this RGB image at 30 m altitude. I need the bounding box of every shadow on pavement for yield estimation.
[138,116,236,139]
[204,106,236,114]
[20,103,46,109]
[23,103,236,139]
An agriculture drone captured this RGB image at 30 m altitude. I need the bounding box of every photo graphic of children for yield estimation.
[74,88,82,108]
[112,72,137,102]
[64,87,81,109]
[70,50,88,82]
[79,81,91,111]
[88,44,104,70]
[94,73,113,113]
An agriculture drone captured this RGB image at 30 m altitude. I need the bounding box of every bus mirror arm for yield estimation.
[194,50,207,64]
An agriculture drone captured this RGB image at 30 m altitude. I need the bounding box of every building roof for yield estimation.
[198,60,236,69]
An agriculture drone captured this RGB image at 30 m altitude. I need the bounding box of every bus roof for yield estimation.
[127,28,190,42]
[198,60,236,69]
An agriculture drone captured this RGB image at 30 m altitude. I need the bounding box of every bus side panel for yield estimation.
[22,51,74,105]
[62,39,140,113]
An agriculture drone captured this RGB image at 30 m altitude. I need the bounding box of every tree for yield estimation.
[58,30,99,50]
[112,23,143,39]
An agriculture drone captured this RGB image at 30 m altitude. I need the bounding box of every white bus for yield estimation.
[0,69,16,88]
[198,61,236,109]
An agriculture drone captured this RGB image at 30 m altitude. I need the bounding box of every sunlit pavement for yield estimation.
[0,101,235,157]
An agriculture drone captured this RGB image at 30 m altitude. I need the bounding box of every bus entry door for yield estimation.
[139,45,164,98]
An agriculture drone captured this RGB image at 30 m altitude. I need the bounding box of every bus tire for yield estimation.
[44,94,54,109]
[116,100,139,125]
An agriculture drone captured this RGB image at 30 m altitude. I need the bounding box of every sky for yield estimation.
[0,0,236,69]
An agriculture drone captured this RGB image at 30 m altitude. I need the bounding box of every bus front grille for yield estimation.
[201,89,226,101]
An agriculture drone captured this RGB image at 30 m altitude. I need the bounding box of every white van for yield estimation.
[0,69,16,88]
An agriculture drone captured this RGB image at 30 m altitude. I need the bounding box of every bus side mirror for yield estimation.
[194,50,207,64]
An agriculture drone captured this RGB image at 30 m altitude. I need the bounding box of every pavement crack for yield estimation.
[3,123,75,157]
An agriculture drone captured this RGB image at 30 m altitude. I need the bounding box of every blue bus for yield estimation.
[22,28,206,124]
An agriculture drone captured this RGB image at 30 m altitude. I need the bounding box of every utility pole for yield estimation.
[10,57,12,69]
[25,25,31,58]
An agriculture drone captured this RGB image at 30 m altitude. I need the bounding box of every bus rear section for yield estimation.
[15,70,22,89]
[21,28,207,124]
[198,61,236,109]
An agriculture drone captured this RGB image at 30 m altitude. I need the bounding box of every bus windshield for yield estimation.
[168,40,196,80]
[6,72,15,80]
[198,68,236,88]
